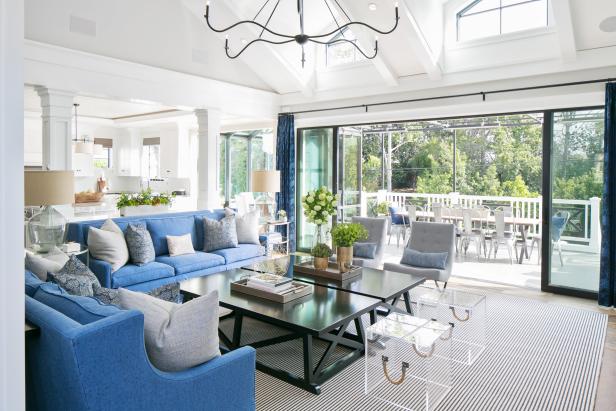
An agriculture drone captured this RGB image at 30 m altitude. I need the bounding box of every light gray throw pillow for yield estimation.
[25,250,68,281]
[225,208,260,245]
[401,248,448,270]
[119,288,221,372]
[88,219,129,272]
[125,223,156,266]
[167,233,195,257]
[354,242,378,259]
[203,216,238,252]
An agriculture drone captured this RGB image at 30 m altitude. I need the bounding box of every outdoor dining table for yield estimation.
[395,210,541,264]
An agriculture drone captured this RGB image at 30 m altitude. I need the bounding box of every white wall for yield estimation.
[24,0,271,91]
[24,112,42,166]
[0,0,25,409]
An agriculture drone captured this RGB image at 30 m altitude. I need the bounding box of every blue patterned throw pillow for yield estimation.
[401,248,448,270]
[203,216,238,252]
[354,242,377,259]
[93,283,182,305]
[48,255,101,297]
[125,223,156,266]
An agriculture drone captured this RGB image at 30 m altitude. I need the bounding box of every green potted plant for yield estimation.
[116,188,175,216]
[330,223,368,273]
[310,243,332,270]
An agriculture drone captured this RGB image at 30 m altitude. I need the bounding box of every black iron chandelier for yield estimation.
[205,0,399,67]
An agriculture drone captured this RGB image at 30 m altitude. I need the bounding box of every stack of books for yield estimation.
[246,273,293,294]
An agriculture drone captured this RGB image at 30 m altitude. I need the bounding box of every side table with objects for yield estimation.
[415,287,486,365]
[26,242,89,266]
[261,220,291,256]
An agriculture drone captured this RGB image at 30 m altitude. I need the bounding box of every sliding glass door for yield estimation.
[544,109,604,295]
[297,128,335,251]
[338,127,362,222]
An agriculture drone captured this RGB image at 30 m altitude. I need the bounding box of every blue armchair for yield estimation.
[26,295,256,411]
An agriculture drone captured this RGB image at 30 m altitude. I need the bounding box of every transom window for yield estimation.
[457,0,550,42]
[325,28,365,67]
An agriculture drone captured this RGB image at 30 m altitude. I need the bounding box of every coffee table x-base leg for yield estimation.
[219,312,367,395]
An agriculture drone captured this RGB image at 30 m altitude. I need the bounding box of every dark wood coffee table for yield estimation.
[243,255,426,323]
[181,268,381,394]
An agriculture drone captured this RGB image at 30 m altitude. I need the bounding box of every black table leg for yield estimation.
[303,334,314,384]
[232,312,243,348]
[403,291,413,315]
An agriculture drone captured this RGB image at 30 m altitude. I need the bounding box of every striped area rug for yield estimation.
[222,290,607,411]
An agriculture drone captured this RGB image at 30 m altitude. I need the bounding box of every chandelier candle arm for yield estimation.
[204,0,398,65]
[225,37,295,59]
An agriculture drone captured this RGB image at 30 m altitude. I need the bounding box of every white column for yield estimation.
[0,0,25,409]
[36,87,74,170]
[195,109,221,210]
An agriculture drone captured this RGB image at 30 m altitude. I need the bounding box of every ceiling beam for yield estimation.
[399,0,443,80]
[182,0,311,95]
[332,0,399,87]
[551,0,577,62]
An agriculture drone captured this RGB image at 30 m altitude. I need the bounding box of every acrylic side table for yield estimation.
[365,313,452,411]
[415,287,486,365]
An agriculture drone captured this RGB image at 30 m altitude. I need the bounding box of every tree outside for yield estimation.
[348,112,603,201]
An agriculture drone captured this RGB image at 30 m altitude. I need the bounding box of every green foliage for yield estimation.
[116,188,174,210]
[375,201,389,215]
[355,113,603,201]
[331,223,368,247]
[500,175,538,198]
[302,186,338,225]
[310,243,333,258]
[553,170,603,200]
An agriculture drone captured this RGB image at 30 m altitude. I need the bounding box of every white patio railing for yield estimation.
[355,191,601,253]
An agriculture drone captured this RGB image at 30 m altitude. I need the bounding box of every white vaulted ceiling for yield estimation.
[24,0,616,107]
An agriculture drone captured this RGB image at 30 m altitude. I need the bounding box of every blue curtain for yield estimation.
[599,83,616,307]
[276,114,296,252]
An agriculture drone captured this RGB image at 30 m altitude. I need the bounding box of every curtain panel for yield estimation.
[599,83,616,307]
[276,114,296,252]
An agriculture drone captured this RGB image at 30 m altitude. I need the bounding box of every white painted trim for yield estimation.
[449,27,557,51]
[281,47,616,106]
[24,40,280,121]
[0,0,25,409]
[550,0,577,62]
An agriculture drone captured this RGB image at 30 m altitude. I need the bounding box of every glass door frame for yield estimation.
[296,127,338,252]
[540,107,603,300]
[296,106,604,300]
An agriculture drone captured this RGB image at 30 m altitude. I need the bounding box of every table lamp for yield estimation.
[25,170,75,253]
[251,170,280,220]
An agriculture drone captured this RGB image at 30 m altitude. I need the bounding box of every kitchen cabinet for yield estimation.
[72,153,93,177]
[115,135,141,176]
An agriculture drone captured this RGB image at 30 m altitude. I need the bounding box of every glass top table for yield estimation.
[415,288,486,311]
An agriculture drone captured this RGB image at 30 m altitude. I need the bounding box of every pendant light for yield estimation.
[73,103,94,154]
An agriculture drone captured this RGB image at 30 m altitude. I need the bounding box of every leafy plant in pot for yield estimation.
[311,243,332,271]
[330,223,368,273]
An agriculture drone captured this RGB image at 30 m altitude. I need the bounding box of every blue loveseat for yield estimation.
[25,271,256,411]
[66,210,267,292]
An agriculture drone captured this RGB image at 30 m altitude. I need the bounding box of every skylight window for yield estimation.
[325,28,366,67]
[457,0,549,42]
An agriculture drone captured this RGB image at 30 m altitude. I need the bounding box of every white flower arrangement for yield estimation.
[301,186,338,225]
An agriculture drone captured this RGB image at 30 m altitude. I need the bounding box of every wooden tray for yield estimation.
[293,260,362,281]
[231,279,313,303]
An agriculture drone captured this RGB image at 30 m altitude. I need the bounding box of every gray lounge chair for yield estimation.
[384,221,456,287]
[351,216,388,269]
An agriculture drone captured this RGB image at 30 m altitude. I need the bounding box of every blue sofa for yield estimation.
[25,271,256,411]
[67,210,267,292]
